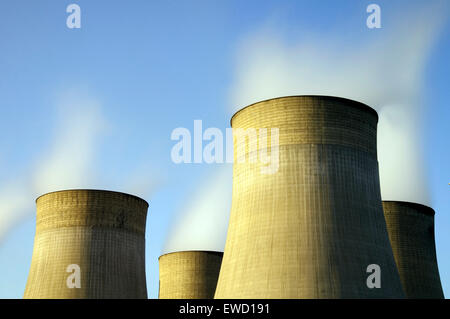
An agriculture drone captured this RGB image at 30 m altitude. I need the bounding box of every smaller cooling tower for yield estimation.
[24,189,149,299]
[159,251,223,299]
[382,201,444,298]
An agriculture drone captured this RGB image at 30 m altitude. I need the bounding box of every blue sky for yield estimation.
[0,1,448,299]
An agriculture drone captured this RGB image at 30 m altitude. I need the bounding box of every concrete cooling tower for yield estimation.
[382,201,444,298]
[159,251,223,299]
[24,189,148,299]
[214,95,405,298]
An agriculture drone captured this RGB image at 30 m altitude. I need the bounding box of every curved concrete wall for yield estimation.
[24,189,148,299]
[215,96,404,298]
[159,251,223,299]
[383,201,444,298]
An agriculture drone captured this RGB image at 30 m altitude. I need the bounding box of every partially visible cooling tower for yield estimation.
[382,201,444,298]
[24,189,148,299]
[215,96,405,298]
[159,251,223,299]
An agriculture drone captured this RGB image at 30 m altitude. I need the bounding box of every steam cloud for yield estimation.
[164,2,448,253]
[0,90,160,243]
[32,92,106,195]
[164,166,232,254]
[0,91,106,243]
[229,3,448,206]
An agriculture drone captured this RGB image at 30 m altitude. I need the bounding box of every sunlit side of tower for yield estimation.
[215,96,405,298]
[382,201,444,298]
[159,251,223,299]
[24,189,148,299]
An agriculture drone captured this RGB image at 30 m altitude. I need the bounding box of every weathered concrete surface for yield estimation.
[215,96,404,298]
[24,189,148,299]
[383,201,444,299]
[159,251,223,299]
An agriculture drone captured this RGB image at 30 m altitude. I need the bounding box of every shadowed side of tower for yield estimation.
[215,96,404,298]
[159,251,223,299]
[382,201,444,298]
[24,189,148,299]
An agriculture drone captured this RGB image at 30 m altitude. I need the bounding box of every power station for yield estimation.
[20,96,445,299]
[158,251,223,299]
[382,201,444,298]
[24,189,148,299]
[214,96,405,298]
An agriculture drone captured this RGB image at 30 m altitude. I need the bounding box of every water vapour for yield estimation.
[164,2,449,254]
[163,166,232,253]
[228,3,448,205]
[0,91,106,243]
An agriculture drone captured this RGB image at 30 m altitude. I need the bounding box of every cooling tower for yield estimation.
[159,251,223,299]
[24,189,148,299]
[382,201,444,298]
[215,96,405,298]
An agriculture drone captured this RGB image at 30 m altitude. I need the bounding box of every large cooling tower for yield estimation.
[159,251,223,299]
[382,201,444,298]
[215,96,405,298]
[24,189,148,299]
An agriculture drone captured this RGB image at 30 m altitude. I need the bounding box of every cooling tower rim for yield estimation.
[382,200,435,216]
[158,250,223,260]
[35,189,149,207]
[230,95,378,126]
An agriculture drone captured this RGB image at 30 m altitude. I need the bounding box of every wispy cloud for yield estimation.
[163,2,449,253]
[115,162,164,201]
[0,90,106,242]
[228,2,448,205]
[0,179,32,242]
[0,88,164,243]
[164,166,232,253]
[32,90,107,195]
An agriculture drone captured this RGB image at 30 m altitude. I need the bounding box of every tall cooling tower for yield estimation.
[24,189,148,299]
[215,96,405,298]
[382,201,444,298]
[159,251,223,299]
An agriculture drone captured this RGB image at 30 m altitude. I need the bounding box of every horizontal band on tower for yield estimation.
[231,96,378,156]
[35,189,148,234]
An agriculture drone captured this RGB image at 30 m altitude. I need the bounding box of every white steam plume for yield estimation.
[32,91,106,194]
[0,89,162,243]
[0,91,106,243]
[0,180,32,243]
[163,166,232,254]
[228,3,448,206]
[164,2,448,254]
